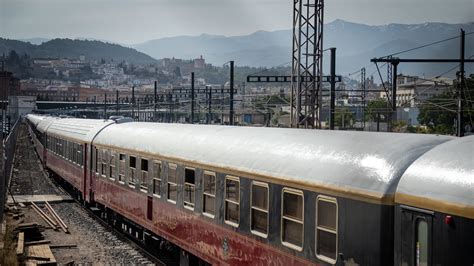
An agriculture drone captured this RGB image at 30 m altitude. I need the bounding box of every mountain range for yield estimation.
[131,19,474,77]
[3,20,474,78]
[0,38,156,65]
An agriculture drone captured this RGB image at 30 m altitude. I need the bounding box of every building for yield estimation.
[8,96,36,122]
[380,75,452,107]
[194,55,206,69]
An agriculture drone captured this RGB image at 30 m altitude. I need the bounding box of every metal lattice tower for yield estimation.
[386,56,393,104]
[290,0,324,128]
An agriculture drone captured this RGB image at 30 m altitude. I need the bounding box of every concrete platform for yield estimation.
[7,195,74,204]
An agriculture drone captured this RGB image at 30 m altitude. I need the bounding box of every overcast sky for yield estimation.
[1,0,473,44]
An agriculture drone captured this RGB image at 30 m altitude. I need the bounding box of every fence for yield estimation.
[0,117,22,222]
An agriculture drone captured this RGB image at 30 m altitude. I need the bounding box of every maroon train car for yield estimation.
[26,115,474,266]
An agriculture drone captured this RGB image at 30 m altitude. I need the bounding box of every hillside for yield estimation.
[132,20,474,77]
[0,38,157,64]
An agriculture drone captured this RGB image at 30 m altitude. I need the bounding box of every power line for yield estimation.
[381,33,470,58]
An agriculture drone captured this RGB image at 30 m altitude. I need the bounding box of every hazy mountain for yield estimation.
[18,38,50,45]
[133,20,474,77]
[0,38,157,64]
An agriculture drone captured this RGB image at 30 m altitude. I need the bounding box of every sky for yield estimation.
[1,0,473,44]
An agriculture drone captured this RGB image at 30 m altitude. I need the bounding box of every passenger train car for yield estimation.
[25,114,474,265]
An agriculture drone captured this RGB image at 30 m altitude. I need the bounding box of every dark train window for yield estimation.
[184,168,195,210]
[129,156,136,187]
[101,150,108,177]
[316,195,338,263]
[118,153,126,183]
[140,159,148,192]
[251,181,268,237]
[167,164,177,203]
[202,171,216,217]
[94,148,99,174]
[224,176,240,227]
[281,188,304,250]
[78,144,83,166]
[109,151,116,180]
[152,161,161,197]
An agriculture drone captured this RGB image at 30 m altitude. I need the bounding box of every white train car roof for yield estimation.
[36,116,59,133]
[93,122,453,204]
[47,118,115,143]
[396,135,474,218]
[26,114,48,126]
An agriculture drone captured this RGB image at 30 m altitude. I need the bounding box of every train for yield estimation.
[25,114,473,265]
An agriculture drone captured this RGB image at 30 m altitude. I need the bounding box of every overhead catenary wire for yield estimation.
[381,31,474,59]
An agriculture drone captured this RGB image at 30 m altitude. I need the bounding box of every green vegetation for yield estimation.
[334,107,355,128]
[418,75,474,135]
[0,38,156,64]
[365,99,390,123]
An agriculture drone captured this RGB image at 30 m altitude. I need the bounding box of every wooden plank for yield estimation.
[49,244,77,249]
[25,240,51,246]
[25,244,57,266]
[16,232,24,255]
[17,222,39,228]
[26,255,50,261]
[7,195,73,204]
[30,203,58,229]
[45,202,69,233]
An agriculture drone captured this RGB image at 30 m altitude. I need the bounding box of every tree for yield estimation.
[334,107,354,128]
[365,99,390,122]
[418,75,474,135]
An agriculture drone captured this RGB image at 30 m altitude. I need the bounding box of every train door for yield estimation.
[400,206,433,266]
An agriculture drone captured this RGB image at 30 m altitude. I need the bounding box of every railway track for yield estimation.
[10,123,169,265]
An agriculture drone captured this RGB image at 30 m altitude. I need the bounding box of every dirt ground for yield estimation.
[2,123,155,265]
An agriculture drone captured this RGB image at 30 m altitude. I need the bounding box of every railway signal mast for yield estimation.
[291,0,324,128]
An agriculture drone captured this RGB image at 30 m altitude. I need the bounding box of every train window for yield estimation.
[251,181,268,237]
[101,150,108,177]
[109,151,116,181]
[316,195,338,263]
[68,141,72,161]
[74,143,78,164]
[224,176,240,227]
[94,148,99,175]
[65,141,69,160]
[129,156,137,187]
[183,168,195,210]
[167,163,177,203]
[202,171,216,217]
[78,145,83,166]
[152,161,161,197]
[140,159,148,192]
[281,188,304,250]
[416,219,428,266]
[118,153,126,184]
[73,143,76,164]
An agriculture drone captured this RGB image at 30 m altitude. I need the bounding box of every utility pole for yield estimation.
[168,92,172,123]
[137,101,140,122]
[207,87,212,124]
[391,60,399,131]
[131,86,135,120]
[191,72,195,124]
[229,61,234,126]
[104,93,107,119]
[458,29,465,137]
[329,48,336,130]
[361,67,366,130]
[154,81,158,122]
[116,90,119,114]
